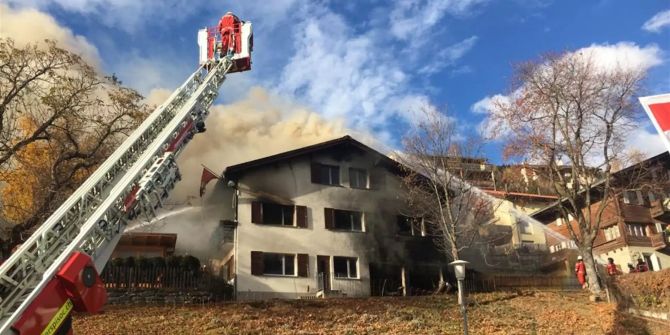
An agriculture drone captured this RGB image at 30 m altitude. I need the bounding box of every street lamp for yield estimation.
[450,260,469,335]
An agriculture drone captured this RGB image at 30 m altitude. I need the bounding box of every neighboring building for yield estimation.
[111,232,177,258]
[532,152,670,273]
[217,136,447,299]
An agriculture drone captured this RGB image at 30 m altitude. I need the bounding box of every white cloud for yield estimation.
[277,9,421,131]
[389,0,488,40]
[642,9,670,33]
[575,42,663,72]
[625,125,667,158]
[471,93,514,139]
[419,36,478,75]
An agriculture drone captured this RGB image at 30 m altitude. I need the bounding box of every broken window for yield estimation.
[311,163,340,185]
[397,215,423,236]
[263,253,295,276]
[333,256,358,278]
[349,168,368,189]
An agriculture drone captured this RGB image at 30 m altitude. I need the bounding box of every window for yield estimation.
[636,191,644,205]
[627,223,648,237]
[333,256,357,278]
[311,163,340,185]
[325,208,364,231]
[262,203,294,226]
[518,220,533,234]
[251,252,308,277]
[397,215,423,236]
[649,192,657,203]
[334,210,363,231]
[349,168,368,189]
[251,202,307,227]
[262,253,295,276]
[604,226,620,242]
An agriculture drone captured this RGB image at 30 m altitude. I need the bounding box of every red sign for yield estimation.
[639,94,670,153]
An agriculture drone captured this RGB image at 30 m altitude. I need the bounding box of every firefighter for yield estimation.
[575,255,587,289]
[606,257,619,276]
[635,258,649,272]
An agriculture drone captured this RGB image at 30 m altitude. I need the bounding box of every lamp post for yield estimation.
[450,260,469,335]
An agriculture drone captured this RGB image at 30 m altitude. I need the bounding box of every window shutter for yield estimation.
[297,253,309,277]
[296,206,308,228]
[370,171,385,190]
[311,163,320,183]
[251,251,264,276]
[251,201,262,224]
[324,208,334,229]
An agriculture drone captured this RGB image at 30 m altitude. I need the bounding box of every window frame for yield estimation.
[518,220,533,235]
[261,202,295,226]
[312,163,340,186]
[262,253,296,276]
[397,215,425,237]
[332,209,364,232]
[349,167,368,189]
[333,256,358,279]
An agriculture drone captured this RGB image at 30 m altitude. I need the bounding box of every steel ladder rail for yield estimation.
[0,59,231,334]
[0,69,202,316]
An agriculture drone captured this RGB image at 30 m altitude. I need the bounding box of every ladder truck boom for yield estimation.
[0,12,251,335]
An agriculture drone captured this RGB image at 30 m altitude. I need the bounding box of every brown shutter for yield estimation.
[370,171,385,190]
[311,163,320,183]
[324,208,334,229]
[297,253,309,277]
[251,251,264,276]
[296,206,308,228]
[251,201,262,224]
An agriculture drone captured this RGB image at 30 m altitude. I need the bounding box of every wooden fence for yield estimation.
[464,273,582,292]
[101,266,230,292]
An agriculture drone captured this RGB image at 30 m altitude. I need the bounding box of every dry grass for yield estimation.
[73,291,667,335]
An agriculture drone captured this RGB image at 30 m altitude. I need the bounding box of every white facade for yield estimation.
[219,139,446,299]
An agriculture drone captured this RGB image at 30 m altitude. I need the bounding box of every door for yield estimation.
[317,255,330,291]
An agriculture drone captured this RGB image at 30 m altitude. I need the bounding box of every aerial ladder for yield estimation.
[0,12,252,335]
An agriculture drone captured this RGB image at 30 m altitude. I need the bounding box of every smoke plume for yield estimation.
[145,87,348,203]
[0,4,100,66]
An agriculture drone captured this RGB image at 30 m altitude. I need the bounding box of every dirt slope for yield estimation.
[73,291,666,335]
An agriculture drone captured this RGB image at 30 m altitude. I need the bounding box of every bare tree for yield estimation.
[0,38,149,254]
[488,51,647,294]
[399,108,496,262]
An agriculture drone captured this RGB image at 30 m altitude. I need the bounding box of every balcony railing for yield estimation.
[649,199,666,218]
[626,233,667,249]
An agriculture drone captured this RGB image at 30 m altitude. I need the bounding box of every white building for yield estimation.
[215,136,447,299]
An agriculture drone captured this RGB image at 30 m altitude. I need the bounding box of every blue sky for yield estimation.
[4,0,670,163]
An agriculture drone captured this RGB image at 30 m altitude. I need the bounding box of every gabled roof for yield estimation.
[223,135,404,180]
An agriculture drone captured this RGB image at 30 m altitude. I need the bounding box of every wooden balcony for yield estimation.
[649,199,665,218]
[619,203,655,223]
[626,233,667,250]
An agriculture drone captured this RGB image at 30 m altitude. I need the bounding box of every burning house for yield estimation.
[214,136,449,299]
